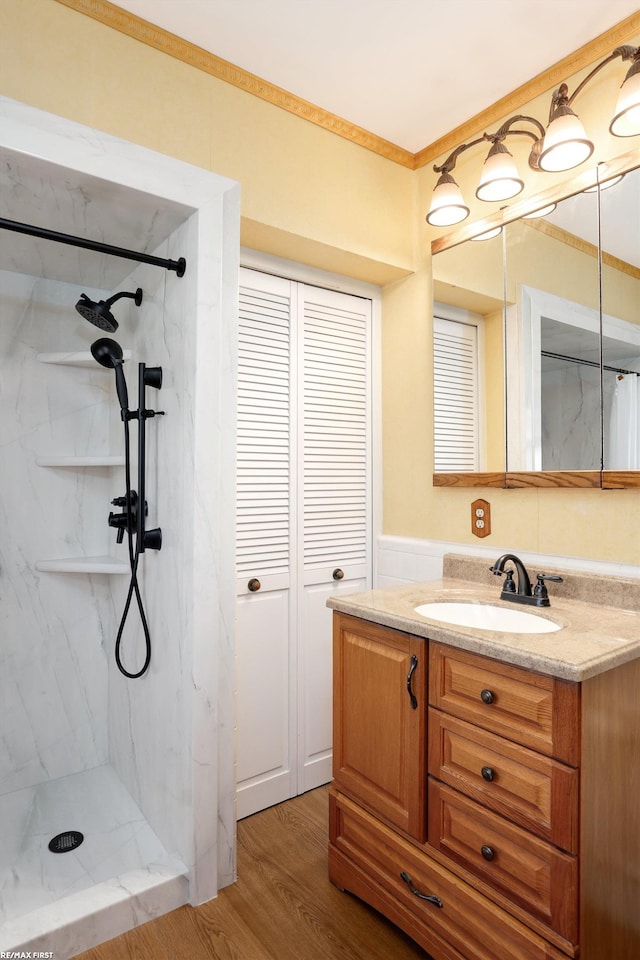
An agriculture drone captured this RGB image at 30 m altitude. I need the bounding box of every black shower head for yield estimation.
[76,287,143,332]
[91,337,129,413]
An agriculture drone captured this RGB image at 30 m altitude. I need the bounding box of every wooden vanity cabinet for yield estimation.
[329,613,640,960]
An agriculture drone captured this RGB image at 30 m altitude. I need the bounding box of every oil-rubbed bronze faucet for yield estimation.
[490,553,563,607]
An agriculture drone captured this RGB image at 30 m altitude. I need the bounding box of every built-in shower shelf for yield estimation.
[36,455,126,468]
[37,350,132,367]
[36,556,130,574]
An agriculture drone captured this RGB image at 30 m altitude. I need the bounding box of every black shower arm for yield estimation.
[0,216,186,276]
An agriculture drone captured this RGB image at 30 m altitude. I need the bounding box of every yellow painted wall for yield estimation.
[2,0,639,565]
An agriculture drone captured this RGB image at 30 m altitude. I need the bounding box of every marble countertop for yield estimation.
[327,575,640,682]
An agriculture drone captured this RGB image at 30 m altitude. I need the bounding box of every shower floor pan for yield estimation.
[0,764,188,958]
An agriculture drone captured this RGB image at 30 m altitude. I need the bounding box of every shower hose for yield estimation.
[115,416,152,678]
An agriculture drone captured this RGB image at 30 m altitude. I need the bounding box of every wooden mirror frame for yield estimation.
[431,145,640,490]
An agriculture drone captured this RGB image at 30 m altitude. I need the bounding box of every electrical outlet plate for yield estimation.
[471,498,491,538]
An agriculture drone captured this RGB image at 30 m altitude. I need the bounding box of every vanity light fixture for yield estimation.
[426,115,545,227]
[538,45,640,171]
[471,225,503,240]
[583,173,624,193]
[426,44,640,228]
[522,202,557,218]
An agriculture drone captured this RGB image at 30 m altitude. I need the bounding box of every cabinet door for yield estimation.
[333,613,426,841]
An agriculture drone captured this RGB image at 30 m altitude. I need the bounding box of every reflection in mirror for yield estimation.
[432,231,505,473]
[505,188,601,471]
[600,166,640,471]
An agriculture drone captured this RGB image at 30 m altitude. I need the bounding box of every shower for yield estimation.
[75,286,143,332]
[91,335,130,413]
[85,313,163,678]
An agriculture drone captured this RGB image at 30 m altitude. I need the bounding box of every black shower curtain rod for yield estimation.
[0,216,186,276]
[541,350,640,377]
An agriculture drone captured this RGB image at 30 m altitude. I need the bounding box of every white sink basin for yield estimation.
[414,601,561,634]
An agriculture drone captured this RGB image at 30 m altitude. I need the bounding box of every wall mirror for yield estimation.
[432,145,640,489]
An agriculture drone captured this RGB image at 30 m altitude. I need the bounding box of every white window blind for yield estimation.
[433,315,479,472]
[236,280,292,576]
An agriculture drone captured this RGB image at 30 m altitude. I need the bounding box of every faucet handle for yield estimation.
[534,573,563,600]
[501,569,516,594]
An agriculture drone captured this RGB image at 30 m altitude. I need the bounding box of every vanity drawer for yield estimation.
[428,780,578,944]
[429,643,580,764]
[428,709,579,853]
[330,789,569,960]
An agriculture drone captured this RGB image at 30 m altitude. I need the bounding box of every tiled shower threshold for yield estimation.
[0,764,187,958]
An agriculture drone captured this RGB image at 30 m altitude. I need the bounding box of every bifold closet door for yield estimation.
[236,271,296,819]
[297,285,370,794]
[236,268,372,819]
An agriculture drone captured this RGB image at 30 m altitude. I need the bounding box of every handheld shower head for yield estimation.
[76,287,143,332]
[91,337,129,413]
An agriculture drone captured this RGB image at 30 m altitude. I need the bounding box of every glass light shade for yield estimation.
[609,66,640,137]
[522,202,557,218]
[583,174,623,194]
[475,146,524,202]
[538,111,594,172]
[426,174,470,227]
[471,225,503,241]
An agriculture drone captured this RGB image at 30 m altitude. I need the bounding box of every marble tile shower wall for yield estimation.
[541,363,607,469]
[0,269,113,796]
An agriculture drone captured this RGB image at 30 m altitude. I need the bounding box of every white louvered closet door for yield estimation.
[433,315,479,472]
[236,271,297,818]
[297,285,370,793]
[236,269,372,819]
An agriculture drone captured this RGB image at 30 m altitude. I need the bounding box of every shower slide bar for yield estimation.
[0,216,186,276]
[541,350,640,377]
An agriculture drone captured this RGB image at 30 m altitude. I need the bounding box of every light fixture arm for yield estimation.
[433,114,545,176]
[550,45,640,118]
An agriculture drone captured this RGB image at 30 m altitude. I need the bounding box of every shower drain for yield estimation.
[48,830,84,853]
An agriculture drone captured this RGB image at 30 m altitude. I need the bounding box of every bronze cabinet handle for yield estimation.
[406,655,418,710]
[247,578,261,592]
[332,568,345,580]
[400,871,443,908]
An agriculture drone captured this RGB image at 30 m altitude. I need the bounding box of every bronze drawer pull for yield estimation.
[332,567,345,580]
[481,766,495,782]
[480,688,495,704]
[400,871,443,908]
[481,845,495,861]
[247,578,261,592]
[406,655,418,710]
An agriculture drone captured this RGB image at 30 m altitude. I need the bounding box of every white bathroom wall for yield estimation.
[0,270,113,795]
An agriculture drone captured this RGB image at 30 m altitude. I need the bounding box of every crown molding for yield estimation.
[54,1,640,172]
[524,218,640,282]
[52,0,416,168]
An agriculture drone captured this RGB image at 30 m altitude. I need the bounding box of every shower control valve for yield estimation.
[109,490,140,544]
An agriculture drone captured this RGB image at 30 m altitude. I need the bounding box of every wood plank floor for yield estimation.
[74,786,432,960]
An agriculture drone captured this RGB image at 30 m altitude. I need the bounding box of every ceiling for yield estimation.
[109,0,640,154]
